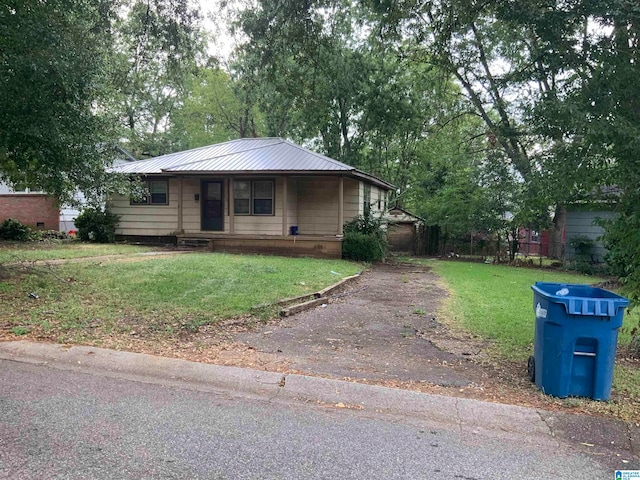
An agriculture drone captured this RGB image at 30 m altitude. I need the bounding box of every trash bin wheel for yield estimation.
[527,356,535,383]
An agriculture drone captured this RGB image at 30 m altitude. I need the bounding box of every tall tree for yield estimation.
[0,0,117,203]
[170,66,265,149]
[108,0,205,158]
[234,0,370,164]
[366,0,586,257]
[231,0,469,205]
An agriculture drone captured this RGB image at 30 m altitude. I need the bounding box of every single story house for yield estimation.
[0,145,137,232]
[109,138,394,258]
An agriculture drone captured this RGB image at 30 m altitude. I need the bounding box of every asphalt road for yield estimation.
[0,358,612,480]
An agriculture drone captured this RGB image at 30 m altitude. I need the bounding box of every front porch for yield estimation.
[176,232,344,259]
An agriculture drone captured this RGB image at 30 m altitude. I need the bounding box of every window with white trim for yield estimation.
[234,179,274,215]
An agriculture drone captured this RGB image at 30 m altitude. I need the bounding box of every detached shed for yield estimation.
[385,206,424,254]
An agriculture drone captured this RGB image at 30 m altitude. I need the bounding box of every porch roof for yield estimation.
[110,138,395,190]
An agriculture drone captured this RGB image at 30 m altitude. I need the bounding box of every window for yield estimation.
[363,184,371,215]
[131,179,169,205]
[253,180,273,215]
[234,179,274,215]
[233,180,251,214]
[531,230,540,243]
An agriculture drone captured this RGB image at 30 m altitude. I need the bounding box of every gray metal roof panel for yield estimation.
[161,140,353,173]
[108,137,394,189]
[109,138,286,174]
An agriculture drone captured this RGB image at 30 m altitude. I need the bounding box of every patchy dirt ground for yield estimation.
[233,263,487,387]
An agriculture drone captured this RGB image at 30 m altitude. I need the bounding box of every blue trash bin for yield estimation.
[530,282,629,400]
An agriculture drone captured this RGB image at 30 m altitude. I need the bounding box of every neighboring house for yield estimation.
[564,205,616,263]
[0,183,60,230]
[109,138,394,258]
[385,206,424,254]
[518,228,550,257]
[1,145,137,232]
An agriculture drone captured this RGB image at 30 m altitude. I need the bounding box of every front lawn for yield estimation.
[0,241,158,263]
[0,251,361,344]
[427,260,611,359]
[424,259,640,420]
[426,260,639,357]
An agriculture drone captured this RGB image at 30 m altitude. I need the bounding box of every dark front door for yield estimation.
[201,181,224,231]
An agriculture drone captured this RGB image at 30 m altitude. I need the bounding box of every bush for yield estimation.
[0,218,33,241]
[342,212,387,262]
[74,207,120,243]
[342,231,386,262]
[31,230,74,242]
[343,212,386,239]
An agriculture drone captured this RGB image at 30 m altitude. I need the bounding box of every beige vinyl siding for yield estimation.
[111,174,388,238]
[343,179,360,222]
[181,177,282,235]
[370,185,385,215]
[111,178,179,236]
[286,177,298,231]
[297,177,340,235]
[181,177,201,232]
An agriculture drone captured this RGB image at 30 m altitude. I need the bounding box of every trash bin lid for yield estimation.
[532,282,629,317]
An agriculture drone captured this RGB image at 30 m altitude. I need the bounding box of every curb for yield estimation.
[0,340,555,447]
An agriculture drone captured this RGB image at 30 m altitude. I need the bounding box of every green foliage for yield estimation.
[343,213,386,239]
[10,326,29,336]
[569,236,594,259]
[170,67,264,149]
[342,232,386,262]
[342,212,387,262]
[107,0,205,158]
[600,197,640,307]
[31,230,74,242]
[0,219,33,242]
[0,0,116,203]
[568,235,596,274]
[74,208,120,243]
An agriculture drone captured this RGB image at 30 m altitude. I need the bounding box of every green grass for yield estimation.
[0,241,158,263]
[419,259,639,413]
[423,260,611,360]
[0,252,361,340]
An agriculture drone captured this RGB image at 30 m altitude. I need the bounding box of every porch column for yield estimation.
[338,176,344,236]
[229,177,235,234]
[178,177,184,232]
[282,176,288,236]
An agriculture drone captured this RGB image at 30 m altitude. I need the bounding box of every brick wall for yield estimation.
[0,194,60,230]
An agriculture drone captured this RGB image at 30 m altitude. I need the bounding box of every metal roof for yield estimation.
[110,138,394,190]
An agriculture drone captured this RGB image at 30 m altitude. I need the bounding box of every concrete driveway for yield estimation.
[234,263,487,387]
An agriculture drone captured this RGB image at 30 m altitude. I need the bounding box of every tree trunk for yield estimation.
[548,204,567,259]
